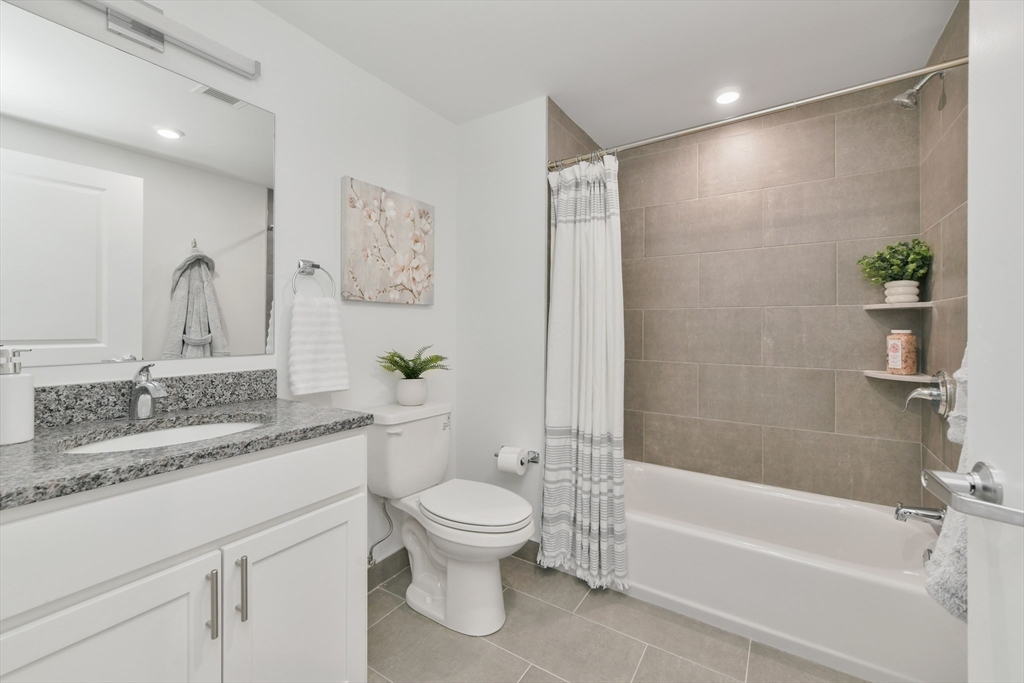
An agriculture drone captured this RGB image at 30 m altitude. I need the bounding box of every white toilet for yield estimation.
[367,403,535,636]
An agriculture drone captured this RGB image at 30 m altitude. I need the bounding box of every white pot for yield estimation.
[884,280,920,303]
[396,379,427,406]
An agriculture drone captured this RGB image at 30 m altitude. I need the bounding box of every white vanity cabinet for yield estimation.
[0,552,223,682]
[221,497,365,682]
[0,433,368,683]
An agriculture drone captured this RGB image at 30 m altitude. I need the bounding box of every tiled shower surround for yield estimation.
[548,99,599,166]
[606,2,968,508]
[919,0,970,492]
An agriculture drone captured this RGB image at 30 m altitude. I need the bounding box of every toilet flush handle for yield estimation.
[386,427,403,435]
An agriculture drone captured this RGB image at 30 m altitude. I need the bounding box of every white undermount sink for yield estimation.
[66,422,263,454]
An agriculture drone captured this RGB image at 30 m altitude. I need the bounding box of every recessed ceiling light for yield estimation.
[155,127,184,139]
[716,91,740,105]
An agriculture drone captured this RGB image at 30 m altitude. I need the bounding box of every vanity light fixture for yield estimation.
[716,90,741,105]
[155,127,184,139]
[79,0,261,79]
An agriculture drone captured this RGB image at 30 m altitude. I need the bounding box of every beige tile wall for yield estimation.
[618,74,940,506]
[548,99,598,161]
[920,0,970,493]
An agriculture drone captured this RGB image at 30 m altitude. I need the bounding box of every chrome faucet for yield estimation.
[129,363,168,421]
[895,503,946,529]
[903,371,956,418]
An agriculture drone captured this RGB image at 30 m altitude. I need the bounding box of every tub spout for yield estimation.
[895,503,945,529]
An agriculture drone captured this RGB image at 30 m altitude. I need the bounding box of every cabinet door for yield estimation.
[0,552,221,682]
[222,495,367,682]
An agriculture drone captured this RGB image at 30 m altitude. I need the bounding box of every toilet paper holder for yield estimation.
[493,447,540,464]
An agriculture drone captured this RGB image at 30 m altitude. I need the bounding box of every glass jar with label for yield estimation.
[887,330,918,375]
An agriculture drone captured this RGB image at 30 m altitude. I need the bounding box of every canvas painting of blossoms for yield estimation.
[341,177,434,305]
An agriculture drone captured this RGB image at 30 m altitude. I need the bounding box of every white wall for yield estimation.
[9,0,459,561]
[1,116,268,360]
[456,97,549,540]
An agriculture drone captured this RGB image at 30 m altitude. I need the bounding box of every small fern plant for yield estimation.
[377,345,450,380]
[858,238,934,285]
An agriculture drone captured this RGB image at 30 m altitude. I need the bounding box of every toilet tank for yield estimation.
[366,403,452,499]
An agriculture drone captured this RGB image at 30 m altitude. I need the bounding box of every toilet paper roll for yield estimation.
[496,446,528,476]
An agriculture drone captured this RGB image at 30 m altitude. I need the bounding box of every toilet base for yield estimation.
[401,517,511,636]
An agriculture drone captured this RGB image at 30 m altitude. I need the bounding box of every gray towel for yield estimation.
[161,249,229,359]
[925,347,968,622]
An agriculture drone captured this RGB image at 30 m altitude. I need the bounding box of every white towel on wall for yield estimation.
[925,347,969,622]
[288,293,350,395]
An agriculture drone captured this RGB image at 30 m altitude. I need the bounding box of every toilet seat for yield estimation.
[418,479,533,534]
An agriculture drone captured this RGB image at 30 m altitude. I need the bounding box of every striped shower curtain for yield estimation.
[538,156,628,590]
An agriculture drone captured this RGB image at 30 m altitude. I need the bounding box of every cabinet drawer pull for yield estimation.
[235,556,249,622]
[206,569,219,639]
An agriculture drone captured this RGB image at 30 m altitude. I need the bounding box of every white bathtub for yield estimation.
[623,461,967,683]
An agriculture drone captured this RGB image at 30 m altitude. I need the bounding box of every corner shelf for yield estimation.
[863,370,938,383]
[862,302,934,310]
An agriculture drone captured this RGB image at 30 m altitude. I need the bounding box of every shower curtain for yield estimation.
[539,156,628,590]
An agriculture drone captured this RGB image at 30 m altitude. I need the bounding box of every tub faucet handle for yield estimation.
[902,371,956,419]
[903,386,942,410]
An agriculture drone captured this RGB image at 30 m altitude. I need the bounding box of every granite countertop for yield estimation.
[0,399,373,511]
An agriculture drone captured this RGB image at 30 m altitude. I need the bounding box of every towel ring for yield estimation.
[290,259,336,297]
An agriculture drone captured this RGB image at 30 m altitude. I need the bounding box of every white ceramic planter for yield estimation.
[396,378,427,406]
[884,280,920,304]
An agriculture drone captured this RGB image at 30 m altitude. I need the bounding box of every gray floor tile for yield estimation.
[575,590,749,681]
[486,590,646,682]
[512,539,540,563]
[499,557,591,612]
[368,667,391,682]
[519,666,567,683]
[747,642,865,683]
[633,646,738,683]
[369,588,404,627]
[380,567,412,599]
[369,605,529,683]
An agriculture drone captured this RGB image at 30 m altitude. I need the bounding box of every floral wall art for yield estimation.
[341,177,435,305]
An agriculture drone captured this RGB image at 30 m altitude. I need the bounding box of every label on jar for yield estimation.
[887,339,903,369]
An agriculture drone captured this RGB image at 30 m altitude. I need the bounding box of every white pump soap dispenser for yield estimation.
[0,346,34,445]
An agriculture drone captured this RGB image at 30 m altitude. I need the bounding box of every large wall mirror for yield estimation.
[0,4,274,367]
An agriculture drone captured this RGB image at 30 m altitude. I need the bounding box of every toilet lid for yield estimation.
[418,479,533,532]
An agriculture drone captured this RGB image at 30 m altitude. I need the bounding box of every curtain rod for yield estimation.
[548,56,968,170]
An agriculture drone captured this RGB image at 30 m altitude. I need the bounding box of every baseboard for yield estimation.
[367,546,410,591]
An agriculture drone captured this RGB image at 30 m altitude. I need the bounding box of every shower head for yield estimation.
[892,70,945,110]
[893,90,919,109]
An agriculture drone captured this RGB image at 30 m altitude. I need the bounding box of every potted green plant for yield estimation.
[857,238,934,303]
[377,345,450,406]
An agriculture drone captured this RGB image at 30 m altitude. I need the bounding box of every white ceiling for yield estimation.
[258,0,956,148]
[0,2,275,187]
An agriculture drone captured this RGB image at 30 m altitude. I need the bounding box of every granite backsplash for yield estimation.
[35,369,277,428]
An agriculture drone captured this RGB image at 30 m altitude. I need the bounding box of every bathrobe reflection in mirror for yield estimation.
[161,247,229,359]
